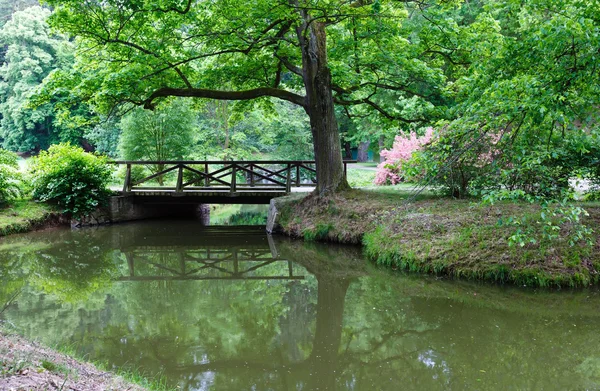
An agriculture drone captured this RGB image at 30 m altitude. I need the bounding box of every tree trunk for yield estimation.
[357,141,370,162]
[299,18,348,195]
[309,275,351,390]
[379,135,385,163]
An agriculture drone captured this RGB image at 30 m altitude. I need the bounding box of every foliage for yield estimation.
[226,211,267,226]
[0,0,39,27]
[259,101,314,161]
[411,128,597,199]
[583,190,600,202]
[83,117,121,157]
[29,143,111,216]
[483,191,593,248]
[44,0,445,120]
[0,6,86,151]
[413,0,600,198]
[43,0,463,192]
[375,128,433,185]
[0,149,24,204]
[118,99,195,183]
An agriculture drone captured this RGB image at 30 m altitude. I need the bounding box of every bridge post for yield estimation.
[343,162,348,180]
[231,164,237,193]
[123,163,132,192]
[176,164,184,192]
[296,164,300,186]
[250,164,255,187]
[204,163,209,187]
[286,164,292,193]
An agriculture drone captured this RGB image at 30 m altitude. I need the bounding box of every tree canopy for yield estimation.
[44,0,448,193]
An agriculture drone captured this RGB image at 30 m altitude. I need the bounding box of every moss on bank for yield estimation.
[276,189,600,287]
[0,200,64,236]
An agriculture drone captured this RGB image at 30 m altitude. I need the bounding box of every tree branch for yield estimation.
[274,53,303,76]
[334,95,423,123]
[143,87,306,109]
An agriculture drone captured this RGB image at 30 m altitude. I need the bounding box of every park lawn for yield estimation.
[0,200,60,236]
[346,167,376,187]
[352,162,379,168]
[275,188,600,287]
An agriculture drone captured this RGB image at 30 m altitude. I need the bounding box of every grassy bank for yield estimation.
[276,189,600,287]
[0,330,173,391]
[0,200,64,236]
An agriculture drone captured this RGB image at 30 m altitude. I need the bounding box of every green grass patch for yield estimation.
[352,162,379,168]
[49,341,174,391]
[347,168,376,187]
[0,199,59,236]
[303,222,334,241]
[41,359,74,377]
[0,349,31,377]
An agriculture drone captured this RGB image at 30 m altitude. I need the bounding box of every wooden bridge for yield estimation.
[113,160,355,204]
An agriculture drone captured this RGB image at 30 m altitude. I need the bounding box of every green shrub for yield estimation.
[583,189,600,202]
[29,143,112,217]
[0,149,24,204]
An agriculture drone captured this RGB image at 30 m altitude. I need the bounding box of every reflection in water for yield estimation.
[120,233,302,281]
[1,221,600,390]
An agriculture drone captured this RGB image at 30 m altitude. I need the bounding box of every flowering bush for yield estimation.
[374,127,434,185]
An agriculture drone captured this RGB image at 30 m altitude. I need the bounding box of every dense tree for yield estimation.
[417,0,600,197]
[0,0,39,27]
[46,0,447,194]
[0,6,85,152]
[119,99,195,183]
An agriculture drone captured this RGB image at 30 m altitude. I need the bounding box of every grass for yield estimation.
[346,167,376,187]
[0,348,31,377]
[41,359,75,378]
[0,199,60,236]
[275,187,600,287]
[53,343,173,391]
[0,327,174,391]
[352,162,379,168]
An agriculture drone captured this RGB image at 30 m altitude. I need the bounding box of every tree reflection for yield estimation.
[2,223,600,390]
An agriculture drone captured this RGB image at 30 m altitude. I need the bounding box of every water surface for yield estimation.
[1,221,600,390]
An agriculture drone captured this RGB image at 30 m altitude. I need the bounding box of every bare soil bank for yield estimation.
[0,332,144,391]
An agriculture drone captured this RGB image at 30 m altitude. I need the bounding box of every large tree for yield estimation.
[45,0,445,194]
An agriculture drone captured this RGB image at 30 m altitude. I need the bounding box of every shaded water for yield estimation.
[1,221,600,390]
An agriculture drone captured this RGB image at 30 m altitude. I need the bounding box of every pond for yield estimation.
[1,217,600,390]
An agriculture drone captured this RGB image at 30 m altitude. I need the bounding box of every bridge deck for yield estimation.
[117,187,314,204]
[111,160,352,204]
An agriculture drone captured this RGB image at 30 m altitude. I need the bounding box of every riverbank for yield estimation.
[0,200,65,236]
[0,331,155,390]
[273,189,600,287]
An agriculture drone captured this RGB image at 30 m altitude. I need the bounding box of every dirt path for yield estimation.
[0,332,145,391]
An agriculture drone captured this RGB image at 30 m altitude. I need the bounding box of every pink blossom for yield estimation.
[374,127,434,185]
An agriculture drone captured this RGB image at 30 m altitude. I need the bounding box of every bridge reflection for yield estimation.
[118,225,304,281]
[121,247,303,281]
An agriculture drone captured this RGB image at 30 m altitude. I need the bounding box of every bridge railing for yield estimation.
[112,160,356,193]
